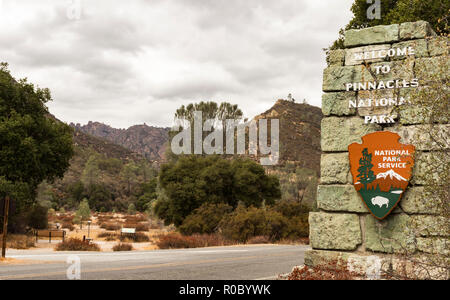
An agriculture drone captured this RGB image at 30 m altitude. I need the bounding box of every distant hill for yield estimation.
[250,99,323,208]
[71,122,169,161]
[72,128,143,162]
[251,99,322,171]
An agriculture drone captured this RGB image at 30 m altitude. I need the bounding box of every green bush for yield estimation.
[272,200,309,218]
[156,155,281,226]
[219,201,310,243]
[98,158,123,174]
[127,203,137,215]
[265,210,290,241]
[219,206,268,243]
[179,203,233,235]
[27,205,48,229]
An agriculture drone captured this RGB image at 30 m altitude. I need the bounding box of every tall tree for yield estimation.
[0,63,74,233]
[357,148,376,190]
[75,198,91,222]
[81,154,100,187]
[120,162,139,196]
[330,0,449,49]
[170,101,244,159]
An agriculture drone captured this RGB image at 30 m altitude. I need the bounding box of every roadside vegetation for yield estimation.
[55,238,100,251]
[112,243,134,251]
[1,69,312,252]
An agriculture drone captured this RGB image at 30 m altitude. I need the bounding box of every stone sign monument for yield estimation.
[307,20,449,278]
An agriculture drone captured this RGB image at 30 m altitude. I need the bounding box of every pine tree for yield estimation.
[127,203,137,215]
[357,148,376,190]
[75,198,91,229]
[81,154,100,187]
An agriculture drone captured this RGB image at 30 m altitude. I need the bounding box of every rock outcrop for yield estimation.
[71,122,169,161]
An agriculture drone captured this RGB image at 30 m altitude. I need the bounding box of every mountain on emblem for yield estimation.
[348,132,415,220]
[376,169,407,181]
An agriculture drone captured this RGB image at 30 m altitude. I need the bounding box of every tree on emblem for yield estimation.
[357,148,376,190]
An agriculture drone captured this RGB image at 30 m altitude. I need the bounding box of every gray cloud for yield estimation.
[0,0,354,128]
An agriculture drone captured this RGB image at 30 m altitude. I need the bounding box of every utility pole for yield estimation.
[2,196,10,258]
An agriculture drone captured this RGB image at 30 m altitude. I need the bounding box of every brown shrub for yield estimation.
[123,222,137,228]
[62,222,75,231]
[112,243,134,251]
[284,260,358,280]
[125,214,146,223]
[247,236,271,244]
[100,223,121,231]
[121,232,150,243]
[97,232,119,240]
[55,238,100,251]
[156,233,232,249]
[135,223,149,232]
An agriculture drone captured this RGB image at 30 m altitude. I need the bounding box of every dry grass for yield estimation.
[4,234,35,249]
[66,227,102,240]
[0,258,38,265]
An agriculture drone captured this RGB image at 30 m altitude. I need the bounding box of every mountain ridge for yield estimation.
[70,121,169,161]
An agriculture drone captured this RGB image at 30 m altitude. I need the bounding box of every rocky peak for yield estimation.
[71,122,169,161]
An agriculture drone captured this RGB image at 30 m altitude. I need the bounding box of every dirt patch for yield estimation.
[0,257,55,265]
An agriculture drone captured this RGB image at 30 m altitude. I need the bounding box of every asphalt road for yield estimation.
[0,244,309,280]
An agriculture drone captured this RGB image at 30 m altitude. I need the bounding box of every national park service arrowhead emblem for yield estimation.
[348,131,415,220]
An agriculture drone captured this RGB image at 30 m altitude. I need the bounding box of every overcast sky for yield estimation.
[0,0,354,128]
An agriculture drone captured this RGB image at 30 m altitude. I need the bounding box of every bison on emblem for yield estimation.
[371,196,389,208]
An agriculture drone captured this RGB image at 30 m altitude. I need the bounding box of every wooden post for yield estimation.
[1,196,10,258]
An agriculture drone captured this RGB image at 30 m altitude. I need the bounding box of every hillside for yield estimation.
[72,128,144,162]
[71,122,169,161]
[40,121,157,212]
[252,99,322,170]
[250,99,323,208]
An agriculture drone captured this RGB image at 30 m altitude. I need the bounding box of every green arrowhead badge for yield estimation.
[348,131,415,220]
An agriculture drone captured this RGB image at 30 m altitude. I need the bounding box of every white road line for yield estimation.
[8,249,250,259]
